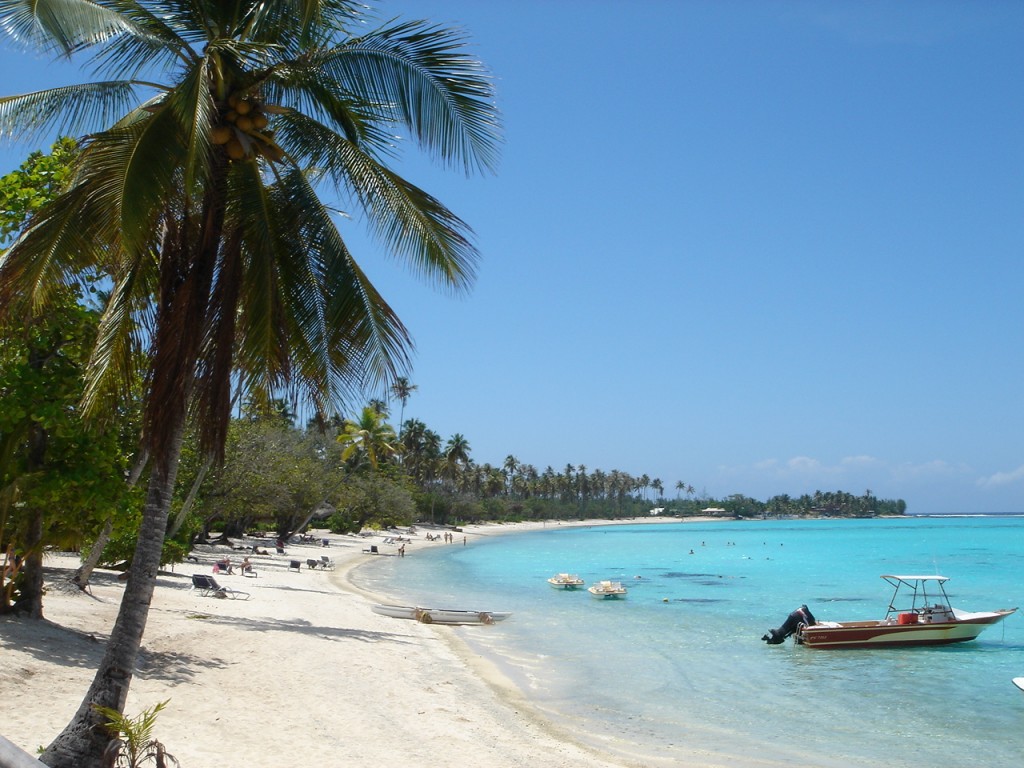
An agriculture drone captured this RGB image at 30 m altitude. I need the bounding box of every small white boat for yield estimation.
[1013,678,1024,693]
[765,575,1015,649]
[588,580,627,599]
[371,603,511,625]
[547,573,585,590]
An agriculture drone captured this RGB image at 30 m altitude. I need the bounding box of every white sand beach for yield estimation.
[1,519,739,768]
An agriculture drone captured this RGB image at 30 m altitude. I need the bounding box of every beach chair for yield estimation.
[362,545,379,554]
[190,573,250,600]
[306,558,320,570]
[288,560,302,572]
[320,556,335,570]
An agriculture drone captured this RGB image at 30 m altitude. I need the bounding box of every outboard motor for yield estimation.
[762,604,816,644]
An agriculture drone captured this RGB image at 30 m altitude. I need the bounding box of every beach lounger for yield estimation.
[362,545,379,554]
[288,560,302,572]
[190,574,250,600]
[306,558,320,570]
[320,556,335,570]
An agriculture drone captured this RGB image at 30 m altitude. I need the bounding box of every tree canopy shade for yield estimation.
[0,2,500,765]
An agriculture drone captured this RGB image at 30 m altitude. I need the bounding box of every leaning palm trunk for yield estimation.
[43,162,227,768]
[166,453,212,540]
[42,419,185,767]
[73,449,150,590]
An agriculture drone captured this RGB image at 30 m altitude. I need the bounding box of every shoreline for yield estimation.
[0,516,740,768]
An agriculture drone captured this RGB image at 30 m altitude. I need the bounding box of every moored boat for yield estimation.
[588,580,627,599]
[547,573,585,590]
[1013,678,1024,693]
[371,603,511,625]
[765,575,1015,649]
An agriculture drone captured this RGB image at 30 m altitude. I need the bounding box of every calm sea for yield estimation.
[351,517,1024,767]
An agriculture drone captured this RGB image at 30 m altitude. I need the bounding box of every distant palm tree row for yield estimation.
[338,391,905,519]
[340,404,682,508]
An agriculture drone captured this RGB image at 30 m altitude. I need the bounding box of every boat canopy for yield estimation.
[881,575,948,583]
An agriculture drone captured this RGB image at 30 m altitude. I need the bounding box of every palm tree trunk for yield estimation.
[40,421,185,768]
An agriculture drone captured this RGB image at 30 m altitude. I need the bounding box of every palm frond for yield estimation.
[274,165,412,394]
[167,57,216,194]
[263,63,398,157]
[227,162,411,417]
[86,3,197,81]
[322,20,501,174]
[273,110,477,292]
[0,178,115,310]
[76,117,185,260]
[0,81,140,143]
[82,250,153,418]
[0,0,131,56]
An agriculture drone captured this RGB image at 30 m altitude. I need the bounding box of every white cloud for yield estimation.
[841,455,879,468]
[890,460,970,481]
[786,456,822,473]
[977,465,1024,489]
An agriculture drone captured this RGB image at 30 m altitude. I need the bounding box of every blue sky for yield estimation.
[1,1,1022,513]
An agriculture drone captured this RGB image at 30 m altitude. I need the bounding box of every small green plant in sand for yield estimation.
[94,700,179,768]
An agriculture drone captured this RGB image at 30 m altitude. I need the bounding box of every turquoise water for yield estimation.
[352,517,1024,767]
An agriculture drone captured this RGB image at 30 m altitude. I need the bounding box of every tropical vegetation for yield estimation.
[0,1,500,765]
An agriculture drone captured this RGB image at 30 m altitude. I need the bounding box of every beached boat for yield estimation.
[588,580,627,599]
[765,575,1015,649]
[547,573,585,590]
[371,603,511,625]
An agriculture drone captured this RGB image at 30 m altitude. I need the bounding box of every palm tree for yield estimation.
[0,3,499,765]
[389,376,417,437]
[338,406,399,470]
[442,433,471,487]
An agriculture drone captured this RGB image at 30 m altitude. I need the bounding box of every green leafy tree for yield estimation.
[0,139,130,617]
[202,418,336,538]
[334,472,415,530]
[0,2,499,765]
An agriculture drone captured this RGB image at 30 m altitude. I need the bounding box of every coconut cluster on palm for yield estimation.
[212,91,285,162]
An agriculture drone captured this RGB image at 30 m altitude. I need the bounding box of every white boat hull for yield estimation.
[587,580,627,599]
[547,574,585,590]
[372,604,511,625]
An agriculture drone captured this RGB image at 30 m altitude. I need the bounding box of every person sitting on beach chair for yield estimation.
[214,558,234,574]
